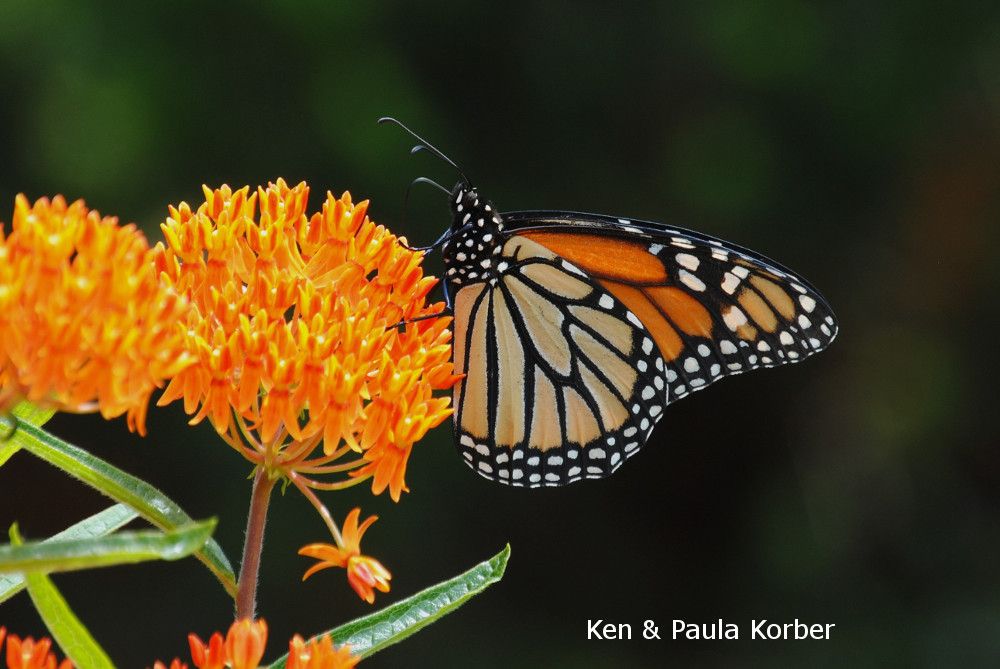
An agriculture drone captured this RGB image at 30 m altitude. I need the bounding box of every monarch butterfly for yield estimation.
[381,118,838,488]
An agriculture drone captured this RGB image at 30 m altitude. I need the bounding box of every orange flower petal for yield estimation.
[3,631,72,669]
[286,634,358,669]
[224,619,267,669]
[188,631,225,669]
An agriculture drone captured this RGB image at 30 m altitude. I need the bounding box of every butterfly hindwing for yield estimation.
[452,235,668,487]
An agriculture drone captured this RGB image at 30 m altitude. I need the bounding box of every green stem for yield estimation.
[235,468,277,620]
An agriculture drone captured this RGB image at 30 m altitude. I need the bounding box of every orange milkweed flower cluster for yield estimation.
[153,180,459,501]
[0,195,191,434]
[0,620,357,669]
[299,508,391,604]
[161,618,358,669]
[0,628,72,669]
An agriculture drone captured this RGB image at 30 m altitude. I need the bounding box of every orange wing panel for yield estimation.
[599,280,683,361]
[522,230,717,362]
[521,231,668,284]
[645,286,713,337]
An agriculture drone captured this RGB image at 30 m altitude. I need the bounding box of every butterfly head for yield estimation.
[443,183,505,286]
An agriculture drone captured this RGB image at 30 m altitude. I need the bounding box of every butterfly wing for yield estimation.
[451,211,838,487]
[452,234,667,487]
[505,211,839,374]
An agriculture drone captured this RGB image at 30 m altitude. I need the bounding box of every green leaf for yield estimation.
[267,544,511,667]
[7,419,237,597]
[0,518,216,574]
[10,525,115,669]
[0,504,138,604]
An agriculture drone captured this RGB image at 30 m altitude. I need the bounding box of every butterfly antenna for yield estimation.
[378,116,471,184]
[399,177,455,253]
[410,176,450,196]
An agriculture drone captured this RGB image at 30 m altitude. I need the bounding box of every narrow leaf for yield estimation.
[268,544,511,667]
[11,525,115,669]
[0,504,138,603]
[7,419,237,597]
[0,519,216,574]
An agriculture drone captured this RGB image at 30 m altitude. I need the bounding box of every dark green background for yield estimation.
[2,2,999,666]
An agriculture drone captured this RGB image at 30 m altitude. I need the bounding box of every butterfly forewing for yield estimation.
[505,213,838,400]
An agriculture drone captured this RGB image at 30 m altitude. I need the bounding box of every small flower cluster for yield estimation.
[153,619,358,669]
[0,195,190,433]
[154,180,458,501]
[0,627,72,669]
[1,621,357,669]
[299,508,390,604]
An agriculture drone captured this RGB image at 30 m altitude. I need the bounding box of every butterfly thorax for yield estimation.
[442,184,506,287]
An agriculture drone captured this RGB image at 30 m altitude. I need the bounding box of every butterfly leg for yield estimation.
[442,277,453,310]
[391,307,454,331]
[400,223,455,253]
[389,270,454,332]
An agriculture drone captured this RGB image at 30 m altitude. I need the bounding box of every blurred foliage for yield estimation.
[1,1,999,666]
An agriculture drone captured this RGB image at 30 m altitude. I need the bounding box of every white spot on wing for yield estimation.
[723,307,748,331]
[679,269,706,292]
[676,253,699,271]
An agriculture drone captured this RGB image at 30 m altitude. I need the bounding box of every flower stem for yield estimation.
[288,471,344,547]
[235,467,277,620]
